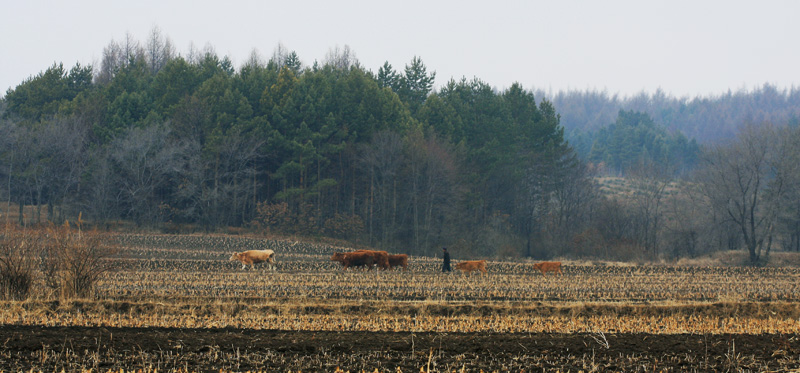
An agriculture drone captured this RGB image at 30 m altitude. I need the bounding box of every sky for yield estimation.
[2,0,799,99]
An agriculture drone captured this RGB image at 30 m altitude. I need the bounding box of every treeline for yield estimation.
[0,33,582,259]
[546,85,800,149]
[1,31,799,263]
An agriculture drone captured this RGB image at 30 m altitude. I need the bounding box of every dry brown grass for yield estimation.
[2,297,799,334]
[674,251,800,267]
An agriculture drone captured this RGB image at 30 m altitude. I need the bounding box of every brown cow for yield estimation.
[532,261,563,276]
[388,254,409,271]
[331,251,380,270]
[455,260,487,275]
[230,249,275,270]
[353,249,391,270]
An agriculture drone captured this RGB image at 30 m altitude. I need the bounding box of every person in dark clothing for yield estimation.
[442,247,451,272]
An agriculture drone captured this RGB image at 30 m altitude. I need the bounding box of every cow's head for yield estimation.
[331,252,344,261]
[229,253,241,261]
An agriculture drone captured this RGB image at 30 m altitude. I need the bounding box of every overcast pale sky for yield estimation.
[2,0,798,99]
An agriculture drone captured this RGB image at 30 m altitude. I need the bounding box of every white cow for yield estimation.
[229,249,275,270]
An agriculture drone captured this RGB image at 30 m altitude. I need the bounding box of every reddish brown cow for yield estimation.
[353,249,391,270]
[532,261,563,276]
[230,249,275,270]
[455,260,487,275]
[388,254,409,271]
[331,251,378,270]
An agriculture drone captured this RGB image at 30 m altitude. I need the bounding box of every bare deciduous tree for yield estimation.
[33,118,88,223]
[776,126,800,252]
[663,180,704,258]
[360,130,404,247]
[696,123,792,263]
[107,123,187,226]
[97,40,122,84]
[325,45,358,71]
[145,25,175,74]
[0,118,18,225]
[628,160,671,259]
[270,43,290,69]
[97,32,146,84]
[404,131,459,255]
[244,49,265,69]
[549,160,598,256]
[121,31,144,65]
[205,129,265,228]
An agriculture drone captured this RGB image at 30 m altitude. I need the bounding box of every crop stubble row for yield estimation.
[4,233,798,334]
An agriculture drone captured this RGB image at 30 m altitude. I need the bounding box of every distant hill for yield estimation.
[537,84,800,145]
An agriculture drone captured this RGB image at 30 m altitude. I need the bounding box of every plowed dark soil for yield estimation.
[1,325,798,372]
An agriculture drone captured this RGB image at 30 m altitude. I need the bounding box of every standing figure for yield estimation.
[442,247,451,272]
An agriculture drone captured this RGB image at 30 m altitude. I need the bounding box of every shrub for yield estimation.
[42,224,119,299]
[323,213,365,239]
[253,202,291,233]
[0,225,42,300]
[253,201,320,236]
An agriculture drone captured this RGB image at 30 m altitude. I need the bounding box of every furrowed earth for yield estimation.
[3,326,799,372]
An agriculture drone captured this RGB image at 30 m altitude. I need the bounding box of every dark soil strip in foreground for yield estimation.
[1,325,798,371]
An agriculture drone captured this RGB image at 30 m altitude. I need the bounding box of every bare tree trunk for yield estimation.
[6,157,11,226]
[18,199,24,226]
[368,169,374,245]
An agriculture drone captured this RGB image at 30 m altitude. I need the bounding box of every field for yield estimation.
[2,233,800,371]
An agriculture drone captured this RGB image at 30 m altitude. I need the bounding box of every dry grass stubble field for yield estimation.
[2,233,800,371]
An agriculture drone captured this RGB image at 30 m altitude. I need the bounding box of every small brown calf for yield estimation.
[532,261,562,276]
[455,260,487,275]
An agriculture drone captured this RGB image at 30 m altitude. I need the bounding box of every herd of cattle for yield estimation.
[229,249,562,275]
